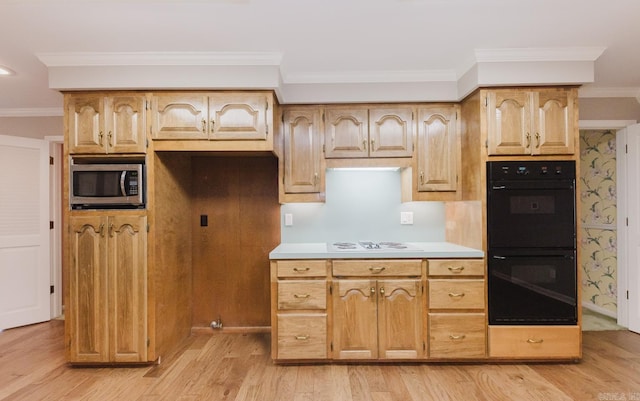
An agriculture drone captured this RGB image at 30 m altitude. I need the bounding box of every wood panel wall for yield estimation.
[190,155,280,329]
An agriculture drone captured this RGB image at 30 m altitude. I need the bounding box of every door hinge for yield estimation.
[50,221,54,230]
[627,290,630,300]
[49,156,54,165]
[626,144,628,153]
[627,217,629,226]
[50,285,54,294]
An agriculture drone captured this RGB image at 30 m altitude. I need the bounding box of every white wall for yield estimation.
[0,117,63,139]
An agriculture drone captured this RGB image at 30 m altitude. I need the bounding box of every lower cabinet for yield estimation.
[428,313,486,358]
[488,326,581,359]
[333,278,423,360]
[67,213,148,363]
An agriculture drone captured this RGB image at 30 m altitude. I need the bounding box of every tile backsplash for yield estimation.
[280,169,445,243]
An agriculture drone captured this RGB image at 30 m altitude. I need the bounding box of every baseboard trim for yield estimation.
[582,302,617,318]
[191,326,271,334]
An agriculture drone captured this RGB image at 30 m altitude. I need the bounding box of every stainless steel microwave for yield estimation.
[70,163,145,209]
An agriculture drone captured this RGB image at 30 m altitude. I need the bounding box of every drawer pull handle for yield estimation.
[448,292,465,298]
[449,334,466,340]
[527,338,544,344]
[293,294,310,299]
[448,266,465,273]
[295,335,310,340]
[293,267,310,272]
[369,266,386,273]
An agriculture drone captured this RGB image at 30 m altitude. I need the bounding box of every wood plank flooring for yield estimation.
[1,320,640,401]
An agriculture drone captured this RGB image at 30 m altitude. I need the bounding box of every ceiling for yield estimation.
[1,0,640,117]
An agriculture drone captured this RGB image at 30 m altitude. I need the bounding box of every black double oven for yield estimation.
[487,161,578,325]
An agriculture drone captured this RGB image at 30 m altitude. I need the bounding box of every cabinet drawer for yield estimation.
[277,314,327,359]
[429,313,486,358]
[332,259,422,277]
[277,260,327,278]
[428,259,484,277]
[278,280,327,310]
[488,326,580,359]
[429,279,484,309]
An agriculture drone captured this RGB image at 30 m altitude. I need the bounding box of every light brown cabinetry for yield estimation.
[66,213,148,363]
[415,105,460,193]
[427,258,486,359]
[488,326,581,359]
[486,88,576,156]
[281,106,324,195]
[332,260,424,360]
[324,106,413,158]
[150,92,273,144]
[271,260,329,360]
[67,93,147,154]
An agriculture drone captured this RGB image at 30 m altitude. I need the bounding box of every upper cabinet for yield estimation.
[415,105,459,193]
[67,94,147,154]
[486,88,577,156]
[150,91,273,143]
[324,106,413,158]
[282,106,323,195]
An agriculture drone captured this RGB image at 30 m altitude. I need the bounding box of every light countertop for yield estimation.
[269,242,484,259]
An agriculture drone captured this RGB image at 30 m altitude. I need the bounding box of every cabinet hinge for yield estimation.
[485,96,488,107]
[266,124,269,137]
[147,338,151,347]
[146,138,149,148]
[145,100,149,110]
[329,284,333,295]
[147,224,150,232]
[50,221,54,230]
[322,111,325,123]
[49,156,54,165]
[423,341,426,351]
[330,342,333,351]
[50,285,54,294]
[485,139,488,149]
[322,144,326,153]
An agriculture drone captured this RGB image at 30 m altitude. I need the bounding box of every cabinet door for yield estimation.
[533,89,575,155]
[107,214,148,363]
[105,95,147,154]
[209,93,269,140]
[151,94,208,139]
[486,90,532,155]
[283,107,322,193]
[67,216,109,363]
[369,107,413,158]
[68,95,106,154]
[333,279,378,359]
[377,279,423,359]
[324,107,369,158]
[416,106,458,192]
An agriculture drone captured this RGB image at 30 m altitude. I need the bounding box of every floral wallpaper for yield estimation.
[579,129,617,314]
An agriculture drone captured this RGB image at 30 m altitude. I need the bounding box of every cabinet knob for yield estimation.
[293,294,310,299]
[98,131,104,146]
[201,119,206,133]
[370,287,376,295]
[295,335,310,341]
[449,334,466,340]
[379,287,385,295]
[419,171,424,185]
[535,132,540,148]
[448,292,465,298]
[108,131,113,147]
[292,267,310,272]
[448,266,465,273]
[369,266,386,274]
[525,132,531,148]
[527,338,544,344]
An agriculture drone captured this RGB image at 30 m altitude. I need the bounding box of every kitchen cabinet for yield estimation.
[150,91,273,143]
[486,88,576,156]
[427,259,486,359]
[281,106,324,195]
[271,260,329,360]
[488,326,581,359]
[67,93,147,154]
[332,260,424,360]
[66,213,148,363]
[415,105,460,193]
[324,106,413,158]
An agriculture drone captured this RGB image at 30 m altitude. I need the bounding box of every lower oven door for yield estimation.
[488,249,577,325]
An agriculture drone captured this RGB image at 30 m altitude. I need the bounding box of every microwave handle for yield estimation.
[120,171,127,197]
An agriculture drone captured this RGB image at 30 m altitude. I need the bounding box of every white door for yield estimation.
[0,135,50,331]
[623,124,640,333]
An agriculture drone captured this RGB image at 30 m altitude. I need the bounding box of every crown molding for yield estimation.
[578,86,640,103]
[474,47,606,63]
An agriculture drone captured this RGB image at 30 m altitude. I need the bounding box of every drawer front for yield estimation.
[429,313,486,358]
[488,326,581,359]
[429,279,485,309]
[428,259,484,277]
[277,314,327,359]
[277,260,327,278]
[332,259,422,277]
[278,280,327,310]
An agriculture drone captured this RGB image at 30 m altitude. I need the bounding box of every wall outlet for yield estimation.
[285,213,293,226]
[400,211,413,225]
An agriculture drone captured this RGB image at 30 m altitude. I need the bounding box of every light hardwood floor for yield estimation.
[1,320,640,401]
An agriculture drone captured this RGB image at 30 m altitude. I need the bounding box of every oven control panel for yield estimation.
[489,161,575,181]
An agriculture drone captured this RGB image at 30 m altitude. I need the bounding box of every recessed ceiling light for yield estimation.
[0,66,15,76]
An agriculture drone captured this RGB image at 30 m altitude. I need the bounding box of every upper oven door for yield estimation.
[487,179,576,249]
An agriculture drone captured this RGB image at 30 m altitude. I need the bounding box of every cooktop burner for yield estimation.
[328,241,420,252]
